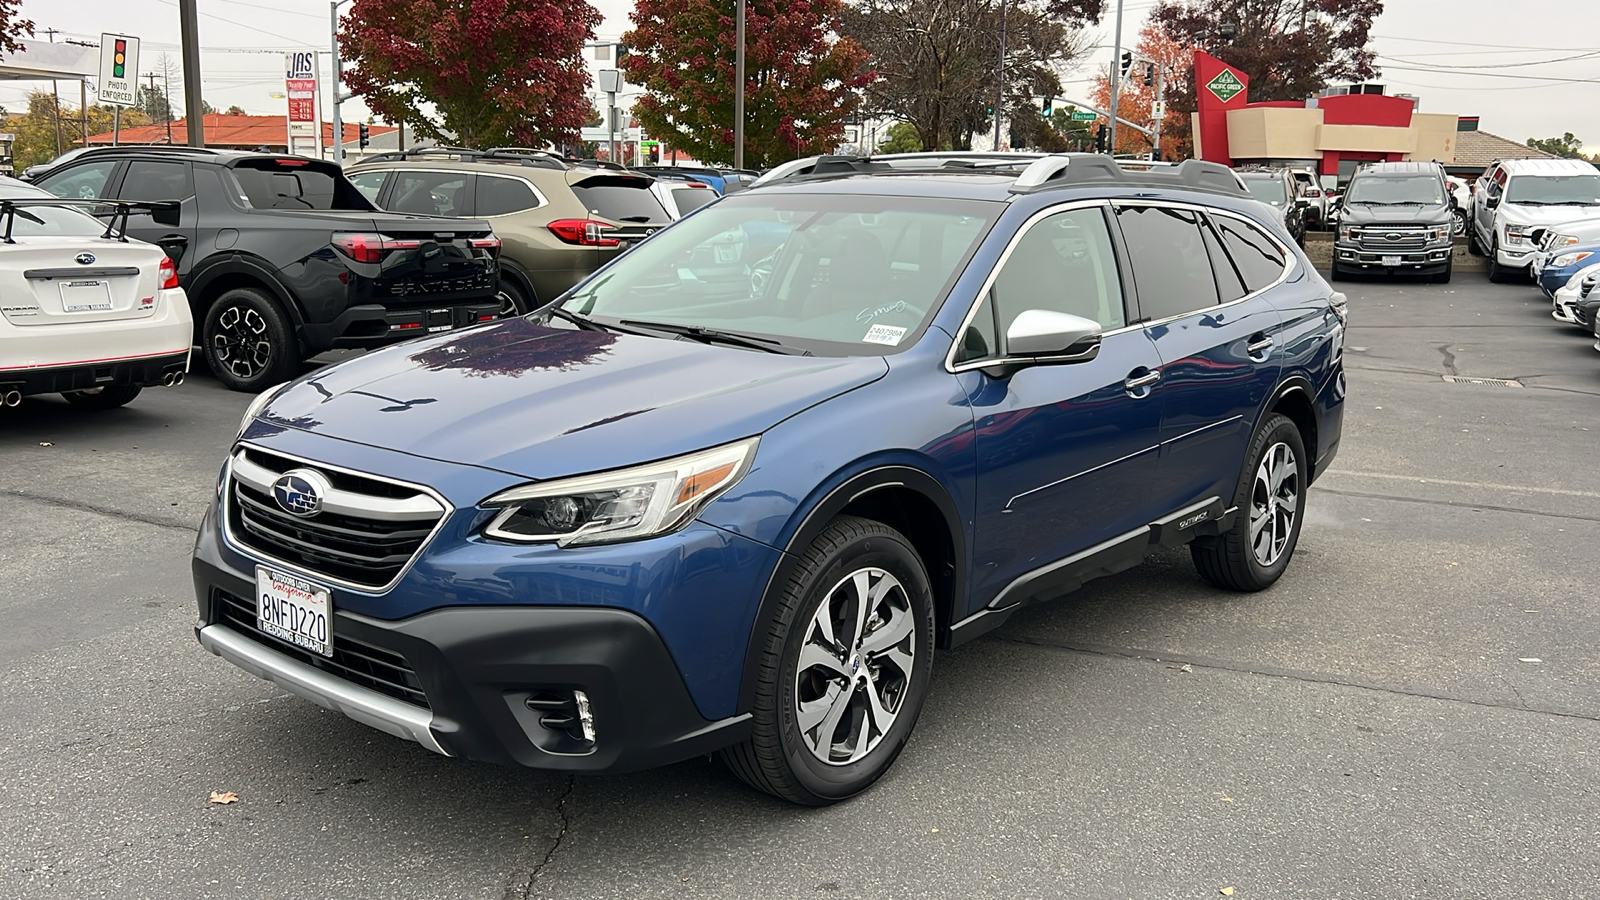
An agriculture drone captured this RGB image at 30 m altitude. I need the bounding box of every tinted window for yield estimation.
[231,163,345,210]
[571,178,672,224]
[1346,174,1444,205]
[41,160,119,200]
[671,186,715,216]
[1243,176,1289,206]
[1115,205,1219,321]
[119,160,191,202]
[347,170,389,203]
[1202,219,1247,303]
[475,175,542,216]
[1214,216,1287,293]
[387,172,473,217]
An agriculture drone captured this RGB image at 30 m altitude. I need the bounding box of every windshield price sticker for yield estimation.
[863,324,907,346]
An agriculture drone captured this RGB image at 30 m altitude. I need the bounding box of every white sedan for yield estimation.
[0,181,192,410]
[1552,263,1600,329]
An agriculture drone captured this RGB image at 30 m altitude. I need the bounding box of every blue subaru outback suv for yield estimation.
[194,153,1346,805]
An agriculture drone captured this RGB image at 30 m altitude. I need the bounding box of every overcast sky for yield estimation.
[14,0,1599,151]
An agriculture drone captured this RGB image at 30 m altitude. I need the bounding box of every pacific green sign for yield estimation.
[1206,69,1245,103]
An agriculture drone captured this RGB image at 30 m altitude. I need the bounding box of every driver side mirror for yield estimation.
[1486,196,1500,209]
[984,310,1102,377]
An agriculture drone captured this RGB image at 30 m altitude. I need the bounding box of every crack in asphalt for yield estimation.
[3,488,198,533]
[502,775,575,900]
[997,635,1600,724]
[1436,343,1460,375]
[1313,486,1600,525]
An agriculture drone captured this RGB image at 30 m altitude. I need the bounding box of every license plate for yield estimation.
[1381,255,1402,267]
[256,566,333,657]
[61,280,113,312]
[715,243,739,263]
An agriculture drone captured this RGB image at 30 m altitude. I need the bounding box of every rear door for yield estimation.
[112,159,200,274]
[1113,202,1284,510]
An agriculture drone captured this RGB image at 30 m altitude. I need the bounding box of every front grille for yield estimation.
[1354,227,1429,252]
[213,588,430,709]
[226,448,444,590]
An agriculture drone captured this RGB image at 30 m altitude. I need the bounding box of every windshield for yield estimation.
[1243,178,1287,205]
[1505,173,1600,205]
[1346,174,1444,205]
[559,192,1000,355]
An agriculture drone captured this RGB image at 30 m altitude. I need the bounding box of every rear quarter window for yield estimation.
[230,160,373,211]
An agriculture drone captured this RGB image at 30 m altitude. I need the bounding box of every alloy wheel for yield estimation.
[793,567,917,766]
[1249,442,1299,568]
[212,305,272,379]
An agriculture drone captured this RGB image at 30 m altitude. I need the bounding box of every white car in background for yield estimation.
[0,180,192,410]
[1552,263,1600,328]
[648,174,718,220]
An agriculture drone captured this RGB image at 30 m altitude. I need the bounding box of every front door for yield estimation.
[962,203,1166,609]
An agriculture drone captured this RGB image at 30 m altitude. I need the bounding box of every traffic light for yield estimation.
[113,39,127,78]
[358,123,370,149]
[1042,97,1052,118]
[1144,63,1156,87]
[1119,51,1133,78]
[1094,123,1107,153]
[648,143,661,164]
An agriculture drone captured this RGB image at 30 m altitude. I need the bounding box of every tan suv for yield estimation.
[345,149,672,314]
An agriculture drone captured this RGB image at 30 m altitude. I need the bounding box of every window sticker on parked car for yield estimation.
[863,324,907,345]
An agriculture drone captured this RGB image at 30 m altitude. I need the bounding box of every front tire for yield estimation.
[1432,257,1453,284]
[1191,413,1308,592]
[61,385,142,409]
[202,287,300,393]
[720,516,935,806]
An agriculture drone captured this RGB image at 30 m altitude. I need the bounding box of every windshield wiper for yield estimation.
[618,319,804,355]
[544,306,608,331]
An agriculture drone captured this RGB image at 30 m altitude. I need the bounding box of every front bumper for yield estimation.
[1333,242,1451,273]
[193,551,752,772]
[1496,242,1536,270]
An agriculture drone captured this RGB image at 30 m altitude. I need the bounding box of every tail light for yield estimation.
[332,233,424,263]
[158,255,180,290]
[470,236,502,257]
[546,219,619,247]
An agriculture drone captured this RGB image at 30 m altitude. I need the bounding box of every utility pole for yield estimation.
[162,62,174,143]
[734,0,746,170]
[1107,0,1125,154]
[992,0,1006,150]
[179,0,206,146]
[330,0,355,163]
[46,28,64,157]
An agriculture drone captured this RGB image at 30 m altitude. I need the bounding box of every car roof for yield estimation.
[1355,161,1443,176]
[1498,158,1598,176]
[0,176,52,198]
[64,145,333,168]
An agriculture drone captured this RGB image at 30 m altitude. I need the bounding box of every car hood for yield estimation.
[258,317,888,480]
[1339,203,1451,226]
[1498,204,1600,227]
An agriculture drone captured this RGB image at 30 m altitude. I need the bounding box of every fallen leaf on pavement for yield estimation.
[38,442,53,447]
[1220,887,1235,896]
[1166,664,1193,673]
[1519,658,1542,663]
[209,791,239,805]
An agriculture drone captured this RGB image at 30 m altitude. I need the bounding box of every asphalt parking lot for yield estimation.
[3,273,1599,899]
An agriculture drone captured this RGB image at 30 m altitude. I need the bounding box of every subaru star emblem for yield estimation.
[271,468,330,518]
[75,252,96,265]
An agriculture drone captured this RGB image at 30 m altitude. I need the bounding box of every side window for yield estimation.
[1114,204,1220,321]
[474,175,542,217]
[119,161,192,202]
[1202,218,1247,303]
[960,205,1126,362]
[387,171,473,217]
[347,170,390,204]
[40,160,120,200]
[1213,216,1288,293]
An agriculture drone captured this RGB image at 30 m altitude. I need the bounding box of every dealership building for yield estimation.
[1190,51,1556,185]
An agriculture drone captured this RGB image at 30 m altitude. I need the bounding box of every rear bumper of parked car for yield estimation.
[1333,242,1451,273]
[300,300,503,352]
[0,287,192,395]
[191,492,763,773]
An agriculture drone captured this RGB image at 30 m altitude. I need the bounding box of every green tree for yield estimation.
[137,84,171,122]
[1527,133,1585,159]
[876,121,924,153]
[12,91,150,169]
[624,0,874,167]
[340,0,602,148]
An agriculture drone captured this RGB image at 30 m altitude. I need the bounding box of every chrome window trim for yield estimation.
[351,166,549,215]
[219,442,456,595]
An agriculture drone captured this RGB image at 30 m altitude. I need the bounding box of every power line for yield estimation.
[1372,35,1600,52]
[1378,49,1600,70]
[149,0,318,48]
[1378,64,1600,85]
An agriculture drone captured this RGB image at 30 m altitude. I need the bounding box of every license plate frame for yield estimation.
[255,566,333,657]
[60,280,113,313]
[1381,254,1402,267]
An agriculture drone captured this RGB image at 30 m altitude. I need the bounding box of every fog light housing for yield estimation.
[574,690,596,743]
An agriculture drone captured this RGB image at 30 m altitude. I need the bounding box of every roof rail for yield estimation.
[573,158,628,171]
[1010,155,1247,197]
[81,144,222,157]
[752,151,1043,186]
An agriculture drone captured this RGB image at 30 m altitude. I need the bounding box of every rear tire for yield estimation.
[202,287,300,393]
[1467,223,1484,256]
[1191,413,1308,592]
[1486,240,1517,283]
[719,516,934,806]
[60,385,142,410]
[496,276,531,317]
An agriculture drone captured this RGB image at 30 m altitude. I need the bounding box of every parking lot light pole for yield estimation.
[734,0,745,171]
[1107,0,1125,154]
[330,0,352,163]
[179,0,205,146]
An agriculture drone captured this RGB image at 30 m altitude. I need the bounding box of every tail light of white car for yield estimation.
[159,255,180,290]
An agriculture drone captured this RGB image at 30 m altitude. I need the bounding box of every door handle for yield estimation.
[1246,334,1274,361]
[1124,368,1161,396]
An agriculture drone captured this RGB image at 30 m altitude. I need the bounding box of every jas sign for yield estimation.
[98,33,140,107]
[284,52,318,141]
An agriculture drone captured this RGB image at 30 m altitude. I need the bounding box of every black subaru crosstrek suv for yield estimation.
[35,147,503,391]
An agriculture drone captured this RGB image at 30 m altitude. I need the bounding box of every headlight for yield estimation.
[483,437,759,546]
[1338,225,1356,241]
[237,381,292,438]
[1427,225,1450,242]
[1552,251,1593,268]
[1504,224,1535,244]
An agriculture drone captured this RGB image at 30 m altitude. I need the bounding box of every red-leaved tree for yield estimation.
[1090,20,1194,159]
[623,0,874,168]
[0,0,34,59]
[339,0,601,148]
